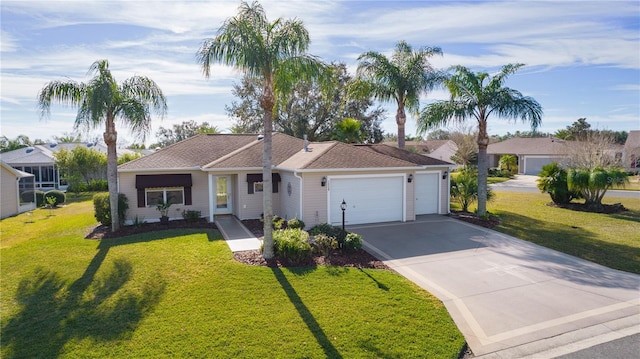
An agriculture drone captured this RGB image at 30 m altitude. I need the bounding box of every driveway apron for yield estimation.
[350,216,640,356]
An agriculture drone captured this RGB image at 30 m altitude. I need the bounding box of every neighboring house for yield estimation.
[488,136,627,175]
[118,133,454,227]
[0,142,135,191]
[1,161,36,219]
[623,130,640,172]
[386,140,459,163]
[487,137,569,175]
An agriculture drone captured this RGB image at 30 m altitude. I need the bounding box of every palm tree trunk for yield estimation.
[476,120,489,217]
[261,82,275,259]
[396,105,406,150]
[104,116,120,232]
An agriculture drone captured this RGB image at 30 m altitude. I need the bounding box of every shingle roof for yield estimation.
[487,137,569,155]
[119,134,258,170]
[204,133,305,169]
[297,142,418,169]
[119,133,452,172]
[356,144,453,166]
[384,140,452,154]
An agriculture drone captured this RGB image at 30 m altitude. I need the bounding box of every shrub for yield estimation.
[537,162,580,204]
[44,190,66,207]
[20,191,35,203]
[488,168,510,178]
[498,154,518,175]
[451,168,494,212]
[67,182,88,193]
[343,232,363,252]
[182,210,202,223]
[272,215,286,230]
[88,179,108,191]
[35,190,46,207]
[311,233,338,257]
[309,223,343,238]
[93,192,129,226]
[287,218,305,230]
[273,228,312,264]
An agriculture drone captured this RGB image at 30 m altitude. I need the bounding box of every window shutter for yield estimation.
[137,189,145,208]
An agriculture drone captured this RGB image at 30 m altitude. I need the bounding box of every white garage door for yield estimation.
[524,157,554,175]
[415,172,439,215]
[329,176,404,225]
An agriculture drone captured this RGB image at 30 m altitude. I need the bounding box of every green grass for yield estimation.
[459,192,640,274]
[1,202,464,358]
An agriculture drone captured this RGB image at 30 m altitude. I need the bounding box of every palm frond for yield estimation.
[38,81,84,118]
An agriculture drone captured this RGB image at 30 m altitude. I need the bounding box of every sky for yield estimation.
[1,0,639,147]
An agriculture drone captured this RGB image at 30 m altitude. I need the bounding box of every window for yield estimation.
[136,174,192,208]
[254,182,264,193]
[145,188,184,207]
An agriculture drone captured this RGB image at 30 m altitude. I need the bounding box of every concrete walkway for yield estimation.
[215,215,261,252]
[350,216,640,357]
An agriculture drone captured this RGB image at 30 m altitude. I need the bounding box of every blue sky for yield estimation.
[1,0,639,147]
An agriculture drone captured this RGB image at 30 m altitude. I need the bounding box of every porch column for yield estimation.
[208,173,215,223]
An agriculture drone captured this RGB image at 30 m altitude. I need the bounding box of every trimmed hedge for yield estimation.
[44,190,66,207]
[93,192,129,226]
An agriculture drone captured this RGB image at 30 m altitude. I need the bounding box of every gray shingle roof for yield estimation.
[356,144,453,166]
[119,134,258,170]
[487,137,569,155]
[119,133,452,172]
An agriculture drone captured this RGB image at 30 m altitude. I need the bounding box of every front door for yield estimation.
[215,176,232,214]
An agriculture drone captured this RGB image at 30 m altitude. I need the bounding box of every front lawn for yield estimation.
[1,202,465,358]
[466,192,640,274]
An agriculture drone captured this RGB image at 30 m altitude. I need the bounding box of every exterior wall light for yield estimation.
[321,176,327,187]
[407,174,413,183]
[442,171,448,180]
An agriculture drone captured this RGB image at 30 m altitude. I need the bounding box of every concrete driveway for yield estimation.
[350,216,640,357]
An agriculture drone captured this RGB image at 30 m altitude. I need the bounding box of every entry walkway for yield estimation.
[215,215,261,252]
[351,216,640,357]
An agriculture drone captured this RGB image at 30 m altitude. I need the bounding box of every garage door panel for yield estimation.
[525,157,554,175]
[415,173,439,215]
[329,177,403,225]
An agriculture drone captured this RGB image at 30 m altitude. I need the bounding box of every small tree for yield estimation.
[567,168,628,209]
[498,155,518,175]
[451,169,494,212]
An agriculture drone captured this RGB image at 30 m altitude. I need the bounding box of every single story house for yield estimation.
[118,133,454,228]
[0,142,136,191]
[1,161,36,219]
[487,137,571,175]
[623,130,640,172]
[488,136,626,175]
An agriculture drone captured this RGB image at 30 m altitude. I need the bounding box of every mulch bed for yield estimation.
[546,202,628,214]
[239,219,388,269]
[85,218,215,239]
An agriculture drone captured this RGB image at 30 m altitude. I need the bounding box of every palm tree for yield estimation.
[355,41,442,149]
[418,64,542,216]
[197,1,328,259]
[39,59,167,231]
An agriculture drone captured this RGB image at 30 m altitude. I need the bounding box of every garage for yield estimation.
[415,172,440,215]
[329,176,404,225]
[523,156,559,175]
